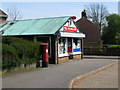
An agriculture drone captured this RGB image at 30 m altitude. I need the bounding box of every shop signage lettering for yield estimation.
[63,26,78,32]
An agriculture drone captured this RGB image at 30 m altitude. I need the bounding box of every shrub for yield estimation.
[107,45,120,48]
[2,37,41,71]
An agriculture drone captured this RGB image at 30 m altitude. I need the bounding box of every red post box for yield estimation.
[40,43,48,67]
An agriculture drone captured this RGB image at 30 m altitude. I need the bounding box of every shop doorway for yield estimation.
[68,38,72,53]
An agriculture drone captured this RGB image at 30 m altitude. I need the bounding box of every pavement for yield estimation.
[71,62,118,88]
[2,56,119,88]
[84,55,119,59]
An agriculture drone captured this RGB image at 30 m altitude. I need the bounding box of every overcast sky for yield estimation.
[0,1,119,20]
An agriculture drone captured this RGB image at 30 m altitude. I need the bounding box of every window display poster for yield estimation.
[73,39,80,52]
[59,38,67,54]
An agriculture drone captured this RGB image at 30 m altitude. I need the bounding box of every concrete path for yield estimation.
[75,63,118,88]
[84,55,119,59]
[2,58,117,88]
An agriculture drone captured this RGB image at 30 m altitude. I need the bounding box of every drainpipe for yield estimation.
[81,38,84,59]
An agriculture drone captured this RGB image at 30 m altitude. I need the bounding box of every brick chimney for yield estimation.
[81,10,87,18]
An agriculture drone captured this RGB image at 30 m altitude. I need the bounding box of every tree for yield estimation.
[102,14,120,44]
[7,7,22,21]
[85,3,109,33]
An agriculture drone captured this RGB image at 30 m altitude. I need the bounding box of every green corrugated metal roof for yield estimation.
[0,16,71,36]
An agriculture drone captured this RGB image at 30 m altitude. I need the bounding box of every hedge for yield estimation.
[107,45,120,48]
[2,37,41,71]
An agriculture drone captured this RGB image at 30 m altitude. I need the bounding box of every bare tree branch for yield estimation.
[85,3,109,33]
[7,7,23,21]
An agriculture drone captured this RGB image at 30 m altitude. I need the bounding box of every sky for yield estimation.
[0,1,119,20]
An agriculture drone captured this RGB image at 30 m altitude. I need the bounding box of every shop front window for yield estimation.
[73,39,81,52]
[59,38,67,54]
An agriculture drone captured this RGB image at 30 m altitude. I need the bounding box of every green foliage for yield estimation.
[2,37,41,71]
[107,45,120,48]
[102,14,120,44]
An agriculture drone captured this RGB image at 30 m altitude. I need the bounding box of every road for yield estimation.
[2,58,117,88]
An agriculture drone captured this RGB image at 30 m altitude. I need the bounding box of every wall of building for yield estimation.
[84,41,103,48]
[58,56,69,62]
[0,17,6,24]
[73,54,81,60]
[16,35,83,64]
[58,54,81,63]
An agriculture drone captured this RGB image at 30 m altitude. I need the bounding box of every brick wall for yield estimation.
[58,56,69,62]
[73,54,81,60]
[69,54,81,60]
[84,40,103,48]
[58,54,82,63]
[0,18,6,24]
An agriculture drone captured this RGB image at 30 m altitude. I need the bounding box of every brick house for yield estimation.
[0,9,8,24]
[76,10,102,48]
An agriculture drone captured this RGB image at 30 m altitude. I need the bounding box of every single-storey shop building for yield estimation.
[0,16,85,64]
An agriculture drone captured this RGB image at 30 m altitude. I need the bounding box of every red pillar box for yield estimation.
[40,43,48,67]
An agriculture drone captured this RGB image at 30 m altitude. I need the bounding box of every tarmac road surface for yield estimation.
[2,58,117,88]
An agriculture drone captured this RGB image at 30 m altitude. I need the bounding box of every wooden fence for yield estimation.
[84,47,120,56]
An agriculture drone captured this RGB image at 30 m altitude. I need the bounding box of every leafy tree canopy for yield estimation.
[102,14,120,44]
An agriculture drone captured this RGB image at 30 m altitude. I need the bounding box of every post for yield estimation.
[40,43,49,68]
[55,36,59,64]
[81,38,84,59]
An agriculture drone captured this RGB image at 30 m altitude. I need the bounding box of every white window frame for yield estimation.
[72,38,82,55]
[58,38,69,57]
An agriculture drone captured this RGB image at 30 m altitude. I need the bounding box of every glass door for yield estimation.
[68,38,72,53]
